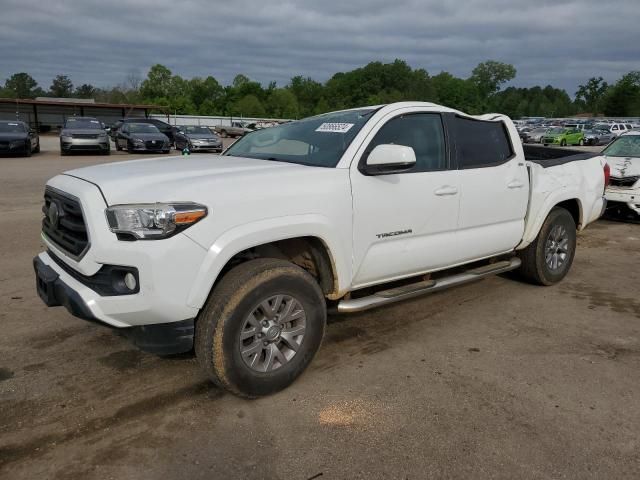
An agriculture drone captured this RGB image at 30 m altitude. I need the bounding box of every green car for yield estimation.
[542,128,585,147]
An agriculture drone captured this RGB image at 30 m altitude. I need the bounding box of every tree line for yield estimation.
[2,60,639,119]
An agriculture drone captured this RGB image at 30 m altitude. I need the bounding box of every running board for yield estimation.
[337,258,521,314]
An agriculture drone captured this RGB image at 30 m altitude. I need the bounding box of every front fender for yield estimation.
[184,214,351,308]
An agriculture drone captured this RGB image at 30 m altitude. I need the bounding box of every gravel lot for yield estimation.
[1,137,639,479]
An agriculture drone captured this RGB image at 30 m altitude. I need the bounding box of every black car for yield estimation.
[110,118,177,146]
[174,125,223,153]
[0,120,40,156]
[114,123,170,154]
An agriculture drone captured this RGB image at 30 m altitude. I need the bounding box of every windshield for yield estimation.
[547,128,564,135]
[64,118,102,129]
[182,126,212,135]
[0,122,25,133]
[129,123,160,134]
[224,108,378,167]
[602,135,640,157]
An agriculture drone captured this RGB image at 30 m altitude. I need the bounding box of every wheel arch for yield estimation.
[186,219,349,309]
[518,196,583,250]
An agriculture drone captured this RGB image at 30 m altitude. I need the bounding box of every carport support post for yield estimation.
[32,104,39,132]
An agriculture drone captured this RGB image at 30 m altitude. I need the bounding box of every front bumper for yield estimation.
[605,188,640,214]
[61,138,110,152]
[34,254,196,355]
[190,143,223,152]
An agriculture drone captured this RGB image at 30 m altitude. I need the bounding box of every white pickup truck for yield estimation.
[34,102,609,397]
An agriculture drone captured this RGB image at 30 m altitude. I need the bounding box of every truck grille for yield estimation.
[42,188,89,258]
[609,176,639,188]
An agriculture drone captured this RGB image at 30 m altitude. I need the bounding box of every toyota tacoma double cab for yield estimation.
[34,102,609,397]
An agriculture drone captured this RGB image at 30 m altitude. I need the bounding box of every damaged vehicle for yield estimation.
[603,132,640,219]
[34,102,608,398]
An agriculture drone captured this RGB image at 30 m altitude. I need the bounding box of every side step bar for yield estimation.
[337,257,521,314]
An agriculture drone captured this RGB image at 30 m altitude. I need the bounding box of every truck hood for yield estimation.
[64,154,312,205]
[605,156,640,178]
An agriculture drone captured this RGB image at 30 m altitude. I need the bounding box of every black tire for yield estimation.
[517,207,577,286]
[560,139,567,147]
[22,142,32,157]
[220,130,228,138]
[33,141,40,153]
[115,142,122,151]
[195,258,326,398]
[578,139,584,146]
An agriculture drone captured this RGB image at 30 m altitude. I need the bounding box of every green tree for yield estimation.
[603,72,640,117]
[3,72,42,98]
[267,89,299,118]
[287,76,324,117]
[432,72,480,113]
[49,75,74,97]
[75,83,96,99]
[575,77,609,115]
[470,61,516,98]
[140,64,174,100]
[231,94,265,117]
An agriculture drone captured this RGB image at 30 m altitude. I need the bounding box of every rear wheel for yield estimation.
[578,139,585,146]
[517,207,577,285]
[195,258,326,398]
[33,141,40,153]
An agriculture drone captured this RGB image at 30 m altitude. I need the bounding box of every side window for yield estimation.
[612,125,619,130]
[452,116,514,169]
[364,113,447,172]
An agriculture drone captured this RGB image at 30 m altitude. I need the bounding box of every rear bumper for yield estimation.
[34,255,194,354]
[605,188,640,214]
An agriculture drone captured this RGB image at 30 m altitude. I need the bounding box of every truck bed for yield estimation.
[523,145,598,168]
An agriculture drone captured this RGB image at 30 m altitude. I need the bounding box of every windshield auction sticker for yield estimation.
[316,123,354,133]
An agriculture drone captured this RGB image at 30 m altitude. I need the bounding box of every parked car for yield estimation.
[597,123,633,137]
[110,118,177,146]
[34,102,608,397]
[602,132,640,219]
[213,121,254,138]
[521,127,548,144]
[583,128,614,146]
[174,126,223,153]
[60,117,110,155]
[542,128,585,146]
[0,120,39,156]
[114,122,170,153]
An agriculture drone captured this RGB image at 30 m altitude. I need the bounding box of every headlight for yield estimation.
[60,135,72,141]
[105,203,207,240]
[133,138,144,144]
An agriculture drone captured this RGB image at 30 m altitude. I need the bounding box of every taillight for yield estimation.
[603,162,611,190]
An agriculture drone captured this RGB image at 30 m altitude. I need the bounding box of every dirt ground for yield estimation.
[1,137,639,479]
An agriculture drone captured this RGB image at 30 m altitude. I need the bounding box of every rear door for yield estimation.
[350,109,460,288]
[448,115,528,262]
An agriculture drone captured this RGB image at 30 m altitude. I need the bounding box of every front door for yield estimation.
[350,110,460,289]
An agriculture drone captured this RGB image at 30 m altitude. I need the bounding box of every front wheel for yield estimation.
[195,258,326,398]
[560,139,567,147]
[517,207,577,285]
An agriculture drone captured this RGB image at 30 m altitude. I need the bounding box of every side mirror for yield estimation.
[361,144,416,176]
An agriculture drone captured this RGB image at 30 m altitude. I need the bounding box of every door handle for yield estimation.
[434,186,458,196]
[507,180,524,189]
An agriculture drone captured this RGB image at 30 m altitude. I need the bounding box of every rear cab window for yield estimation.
[450,116,514,169]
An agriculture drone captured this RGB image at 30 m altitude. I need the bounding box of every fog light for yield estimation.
[124,272,137,291]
